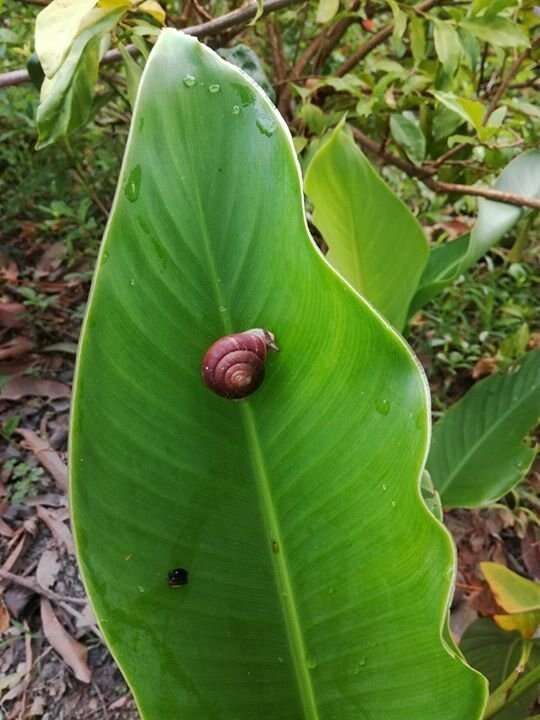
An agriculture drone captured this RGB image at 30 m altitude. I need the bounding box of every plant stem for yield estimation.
[0,0,303,90]
[483,640,535,719]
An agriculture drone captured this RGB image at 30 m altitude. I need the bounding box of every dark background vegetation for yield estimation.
[0,0,539,717]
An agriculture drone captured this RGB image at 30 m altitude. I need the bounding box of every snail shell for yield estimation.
[201,328,278,399]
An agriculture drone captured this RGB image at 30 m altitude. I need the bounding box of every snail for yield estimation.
[201,328,278,399]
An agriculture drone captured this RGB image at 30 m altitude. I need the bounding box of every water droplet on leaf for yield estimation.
[208,83,221,94]
[256,114,276,137]
[183,74,196,87]
[375,398,391,416]
[232,105,240,115]
[129,279,135,287]
[125,165,141,202]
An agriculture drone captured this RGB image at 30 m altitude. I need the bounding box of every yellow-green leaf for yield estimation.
[316,0,340,23]
[35,0,98,78]
[136,0,166,24]
[481,563,540,614]
[494,611,540,639]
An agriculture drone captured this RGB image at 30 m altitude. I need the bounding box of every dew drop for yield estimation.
[391,500,397,508]
[124,164,141,202]
[306,655,317,670]
[218,305,227,313]
[102,251,110,265]
[277,656,284,664]
[256,114,276,137]
[208,83,221,94]
[375,398,391,416]
[129,279,136,287]
[382,483,387,492]
[183,74,196,87]
[232,105,241,115]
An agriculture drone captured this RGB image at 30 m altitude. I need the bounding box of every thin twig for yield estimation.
[484,38,539,122]
[0,0,303,90]
[0,568,87,606]
[335,0,446,77]
[351,125,540,210]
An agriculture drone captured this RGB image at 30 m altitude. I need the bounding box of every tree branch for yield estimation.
[0,0,302,90]
[484,37,540,122]
[351,126,540,211]
[335,0,446,77]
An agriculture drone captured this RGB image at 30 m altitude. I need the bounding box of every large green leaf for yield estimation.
[304,125,429,330]
[427,348,540,508]
[70,30,487,720]
[410,151,540,315]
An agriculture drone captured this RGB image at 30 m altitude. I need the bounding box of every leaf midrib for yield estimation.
[437,374,540,494]
[192,142,319,719]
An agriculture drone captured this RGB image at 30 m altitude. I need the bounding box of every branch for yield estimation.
[0,567,87,606]
[485,37,540,122]
[278,0,360,116]
[351,126,540,211]
[0,0,302,91]
[335,0,446,77]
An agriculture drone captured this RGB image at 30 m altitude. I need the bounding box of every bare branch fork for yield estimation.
[351,126,540,211]
[0,0,302,90]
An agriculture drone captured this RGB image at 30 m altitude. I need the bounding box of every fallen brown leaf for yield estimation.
[40,598,91,683]
[17,429,68,492]
[0,337,34,361]
[0,517,15,538]
[34,242,66,278]
[0,261,18,283]
[36,548,60,591]
[2,376,71,401]
[522,527,540,580]
[0,302,26,329]
[472,357,498,380]
[36,506,74,554]
[0,597,10,633]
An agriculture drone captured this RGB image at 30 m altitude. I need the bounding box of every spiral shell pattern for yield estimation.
[201,329,278,399]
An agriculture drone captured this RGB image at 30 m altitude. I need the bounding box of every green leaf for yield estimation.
[217,44,275,102]
[35,0,97,77]
[470,0,519,16]
[433,20,462,76]
[432,91,485,133]
[421,470,443,521]
[409,16,426,65]
[411,150,540,315]
[304,124,429,329]
[427,348,540,508]
[460,18,529,48]
[36,9,124,149]
[71,29,487,720]
[389,112,426,164]
[119,44,143,107]
[463,150,540,268]
[387,0,407,41]
[316,0,339,24]
[407,234,470,315]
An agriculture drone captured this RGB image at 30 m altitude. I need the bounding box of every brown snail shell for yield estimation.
[201,329,278,399]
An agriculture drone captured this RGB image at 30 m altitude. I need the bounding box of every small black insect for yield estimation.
[167,567,189,588]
